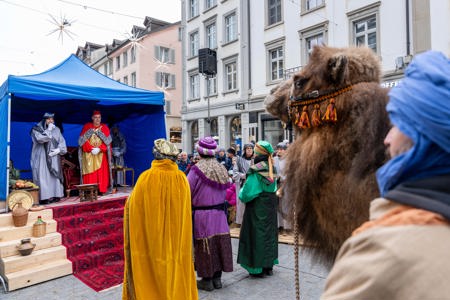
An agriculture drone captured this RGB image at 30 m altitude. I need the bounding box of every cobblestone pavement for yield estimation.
[0,239,329,300]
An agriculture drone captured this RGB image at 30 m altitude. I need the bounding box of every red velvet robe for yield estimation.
[79,123,111,193]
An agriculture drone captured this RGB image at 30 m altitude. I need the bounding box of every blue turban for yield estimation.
[377,51,450,196]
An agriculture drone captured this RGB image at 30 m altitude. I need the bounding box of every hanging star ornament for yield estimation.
[124,31,145,51]
[47,13,77,44]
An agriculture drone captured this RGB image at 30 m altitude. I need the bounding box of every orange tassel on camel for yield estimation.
[323,98,337,123]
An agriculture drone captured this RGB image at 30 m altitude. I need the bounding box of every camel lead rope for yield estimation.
[294,201,300,300]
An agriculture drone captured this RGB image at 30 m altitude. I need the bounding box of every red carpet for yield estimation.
[52,197,126,292]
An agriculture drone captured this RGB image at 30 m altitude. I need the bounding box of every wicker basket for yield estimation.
[12,202,29,227]
[13,213,28,227]
[32,222,47,237]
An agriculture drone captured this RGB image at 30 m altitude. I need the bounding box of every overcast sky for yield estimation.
[0,0,182,83]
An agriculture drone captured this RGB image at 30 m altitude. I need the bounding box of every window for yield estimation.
[116,56,120,70]
[230,116,241,147]
[267,0,282,26]
[269,47,284,81]
[155,46,175,63]
[123,76,128,85]
[156,72,176,89]
[205,0,217,10]
[347,3,380,54]
[299,21,328,64]
[131,47,136,63]
[205,23,217,49]
[170,126,182,144]
[306,33,323,57]
[103,63,108,75]
[354,16,377,52]
[224,61,237,91]
[189,31,199,57]
[108,60,113,76]
[189,73,200,99]
[224,12,237,43]
[190,0,199,18]
[131,72,136,87]
[210,118,218,138]
[206,76,217,95]
[303,0,324,11]
[262,117,284,149]
[123,51,128,67]
[191,121,199,148]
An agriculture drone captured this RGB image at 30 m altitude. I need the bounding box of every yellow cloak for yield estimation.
[122,159,198,300]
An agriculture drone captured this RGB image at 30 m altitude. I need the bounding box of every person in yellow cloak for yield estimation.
[122,139,198,300]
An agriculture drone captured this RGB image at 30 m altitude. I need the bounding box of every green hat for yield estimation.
[254,140,274,155]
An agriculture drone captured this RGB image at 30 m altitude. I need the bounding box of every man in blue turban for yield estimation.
[321,51,450,300]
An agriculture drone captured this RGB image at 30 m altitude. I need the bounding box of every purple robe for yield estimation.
[187,163,233,278]
[188,166,229,238]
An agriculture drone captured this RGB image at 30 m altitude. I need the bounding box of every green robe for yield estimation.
[237,161,279,274]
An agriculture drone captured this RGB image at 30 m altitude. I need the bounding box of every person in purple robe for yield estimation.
[187,136,233,292]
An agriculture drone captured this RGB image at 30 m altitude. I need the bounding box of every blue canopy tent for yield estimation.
[0,54,166,201]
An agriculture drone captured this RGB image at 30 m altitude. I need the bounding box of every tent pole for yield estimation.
[5,95,11,209]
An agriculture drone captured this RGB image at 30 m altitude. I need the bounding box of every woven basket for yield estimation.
[12,202,28,227]
[32,222,47,237]
[13,213,28,227]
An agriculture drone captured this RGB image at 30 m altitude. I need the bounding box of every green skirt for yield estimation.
[237,191,279,274]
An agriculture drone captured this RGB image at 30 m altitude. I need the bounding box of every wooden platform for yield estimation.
[0,210,72,291]
[229,227,300,245]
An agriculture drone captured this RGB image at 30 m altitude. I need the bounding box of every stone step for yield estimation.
[0,209,53,227]
[1,245,67,274]
[6,259,72,291]
[0,232,62,258]
[0,220,57,243]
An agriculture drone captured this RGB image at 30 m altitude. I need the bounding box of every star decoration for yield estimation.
[47,13,77,44]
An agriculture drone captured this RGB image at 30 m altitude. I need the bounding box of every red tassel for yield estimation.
[299,106,311,129]
[311,104,322,127]
[322,98,337,123]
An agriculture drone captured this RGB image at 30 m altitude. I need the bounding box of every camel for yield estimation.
[264,46,391,262]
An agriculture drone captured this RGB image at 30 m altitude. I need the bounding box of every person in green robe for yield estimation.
[237,140,279,277]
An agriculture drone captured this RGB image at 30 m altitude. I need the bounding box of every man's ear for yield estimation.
[328,54,348,85]
[264,78,292,123]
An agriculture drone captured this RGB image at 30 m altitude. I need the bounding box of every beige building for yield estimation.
[77,17,183,147]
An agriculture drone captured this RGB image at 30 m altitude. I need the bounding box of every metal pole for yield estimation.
[205,74,211,137]
[6,95,11,207]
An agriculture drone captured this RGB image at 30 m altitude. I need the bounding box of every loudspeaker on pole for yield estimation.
[198,48,217,75]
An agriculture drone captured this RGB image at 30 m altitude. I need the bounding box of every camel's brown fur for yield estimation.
[265,46,391,262]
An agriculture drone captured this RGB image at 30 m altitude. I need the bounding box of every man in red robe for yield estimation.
[78,110,112,194]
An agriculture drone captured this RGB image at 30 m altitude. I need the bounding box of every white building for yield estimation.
[181,0,450,153]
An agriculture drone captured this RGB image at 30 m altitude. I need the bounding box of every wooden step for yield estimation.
[0,220,57,242]
[6,259,72,291]
[1,245,67,274]
[0,209,53,227]
[0,232,62,258]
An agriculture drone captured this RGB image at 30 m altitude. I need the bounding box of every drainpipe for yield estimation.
[406,0,411,55]
[247,0,251,90]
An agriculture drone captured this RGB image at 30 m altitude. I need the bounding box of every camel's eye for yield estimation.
[294,77,308,90]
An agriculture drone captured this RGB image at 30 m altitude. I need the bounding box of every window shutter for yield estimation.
[155,72,161,86]
[166,100,171,115]
[155,46,161,61]
[170,49,175,63]
[170,74,175,88]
